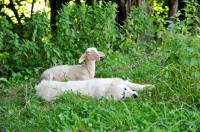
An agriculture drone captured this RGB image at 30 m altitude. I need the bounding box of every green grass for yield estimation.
[1,82,199,131]
[1,50,200,132]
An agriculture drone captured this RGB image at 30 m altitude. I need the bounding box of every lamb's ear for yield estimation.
[79,54,86,63]
[98,51,105,57]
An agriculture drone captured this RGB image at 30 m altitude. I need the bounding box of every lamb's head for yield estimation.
[79,47,105,63]
[109,84,138,101]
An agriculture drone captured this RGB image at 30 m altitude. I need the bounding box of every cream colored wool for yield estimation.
[40,47,105,81]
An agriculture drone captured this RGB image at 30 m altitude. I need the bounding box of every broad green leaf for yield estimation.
[197,83,200,90]
[192,6,196,12]
[24,76,29,80]
[183,57,190,65]
[166,20,174,24]
[186,18,194,25]
[52,57,57,64]
[186,13,192,18]
[190,57,198,67]
[182,8,190,12]
[0,78,8,82]
[184,0,189,3]
[186,26,192,30]
[194,16,200,22]
[194,72,200,79]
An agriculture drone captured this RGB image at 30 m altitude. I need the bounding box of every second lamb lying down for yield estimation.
[36,78,154,101]
[40,47,105,81]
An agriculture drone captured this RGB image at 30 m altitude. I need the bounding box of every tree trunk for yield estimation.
[49,0,152,29]
[49,0,70,30]
[168,0,178,24]
[168,0,186,24]
[116,0,151,25]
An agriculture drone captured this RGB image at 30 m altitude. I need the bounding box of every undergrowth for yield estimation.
[1,74,200,131]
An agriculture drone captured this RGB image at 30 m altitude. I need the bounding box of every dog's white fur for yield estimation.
[36,78,154,101]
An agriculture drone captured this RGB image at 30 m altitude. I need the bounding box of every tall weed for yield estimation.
[55,2,118,62]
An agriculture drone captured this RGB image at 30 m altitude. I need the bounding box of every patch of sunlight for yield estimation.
[2,0,50,24]
[69,1,74,5]
[27,0,50,13]
[80,0,85,3]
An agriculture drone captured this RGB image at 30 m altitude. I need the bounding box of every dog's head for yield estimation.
[105,78,138,101]
[106,79,138,100]
[107,84,138,101]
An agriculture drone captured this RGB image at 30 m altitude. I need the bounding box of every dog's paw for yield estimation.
[145,84,155,89]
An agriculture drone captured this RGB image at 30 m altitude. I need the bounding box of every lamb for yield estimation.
[40,47,105,81]
[36,78,154,101]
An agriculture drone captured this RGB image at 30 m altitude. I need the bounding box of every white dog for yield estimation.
[36,78,154,101]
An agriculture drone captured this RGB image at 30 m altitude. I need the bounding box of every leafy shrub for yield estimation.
[167,0,200,34]
[165,31,199,76]
[0,16,20,77]
[22,11,63,68]
[152,0,200,104]
[120,3,157,51]
[0,2,120,80]
[153,0,169,24]
[0,12,57,80]
[152,10,200,106]
[55,1,119,61]
[23,11,51,44]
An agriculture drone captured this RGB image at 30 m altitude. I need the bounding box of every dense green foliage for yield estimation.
[154,0,169,24]
[55,2,118,63]
[120,3,156,50]
[1,1,200,131]
[0,11,52,81]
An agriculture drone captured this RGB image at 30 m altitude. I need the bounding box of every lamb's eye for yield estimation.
[124,87,127,90]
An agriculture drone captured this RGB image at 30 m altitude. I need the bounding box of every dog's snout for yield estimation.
[132,94,138,98]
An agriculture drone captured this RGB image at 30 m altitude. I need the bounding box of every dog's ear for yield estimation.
[110,78,123,86]
[107,79,120,95]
